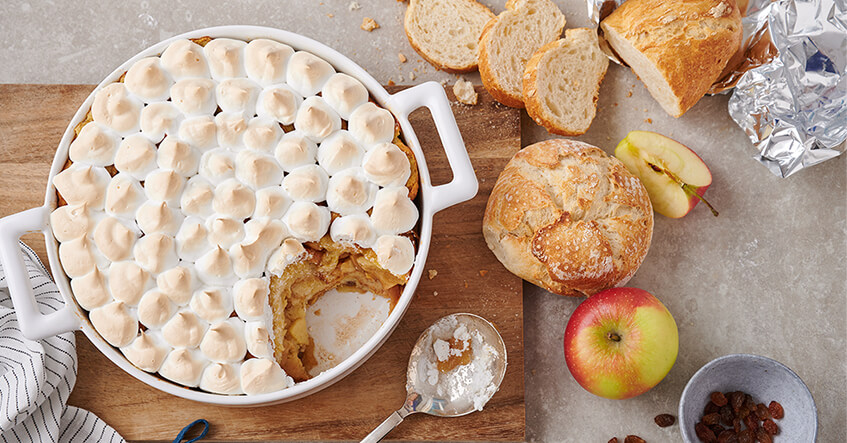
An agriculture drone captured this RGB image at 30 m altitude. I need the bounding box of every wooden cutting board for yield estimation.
[0,84,523,441]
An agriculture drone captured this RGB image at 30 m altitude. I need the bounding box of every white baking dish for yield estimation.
[0,26,478,406]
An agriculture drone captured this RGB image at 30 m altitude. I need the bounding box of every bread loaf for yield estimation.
[523,28,609,136]
[483,139,653,296]
[601,0,742,117]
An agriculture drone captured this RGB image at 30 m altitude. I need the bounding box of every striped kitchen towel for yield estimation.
[0,243,125,443]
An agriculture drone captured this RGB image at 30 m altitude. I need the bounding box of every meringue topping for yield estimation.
[204,38,246,80]
[137,290,175,328]
[157,137,199,176]
[89,301,138,348]
[70,267,111,310]
[281,164,328,202]
[229,242,268,279]
[91,83,142,134]
[375,234,415,276]
[135,200,183,236]
[243,218,287,250]
[349,102,395,147]
[68,123,119,166]
[215,112,248,148]
[133,233,178,274]
[244,321,274,358]
[286,51,335,97]
[245,39,294,85]
[294,96,341,142]
[144,169,186,204]
[274,131,317,171]
[170,78,217,116]
[326,168,377,215]
[321,73,368,120]
[253,186,292,219]
[50,203,91,242]
[243,118,283,152]
[233,278,269,321]
[198,149,236,185]
[317,130,364,175]
[267,238,307,275]
[362,142,412,187]
[200,319,247,363]
[157,266,196,306]
[216,78,260,115]
[53,164,110,208]
[58,236,104,278]
[160,39,210,79]
[162,311,207,348]
[194,247,237,286]
[93,216,138,261]
[178,116,217,151]
[207,216,245,248]
[370,186,419,235]
[109,261,151,305]
[257,85,302,125]
[125,57,173,102]
[114,134,158,180]
[235,150,282,189]
[200,363,243,394]
[159,348,207,387]
[121,331,169,372]
[190,286,233,322]
[105,173,144,218]
[213,179,256,219]
[175,216,212,262]
[241,358,293,394]
[330,213,377,249]
[180,177,215,217]
[282,201,331,242]
[140,102,183,143]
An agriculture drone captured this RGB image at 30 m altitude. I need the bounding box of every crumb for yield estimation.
[645,118,653,124]
[613,102,618,107]
[398,53,407,63]
[453,77,478,105]
[361,17,379,31]
[428,269,438,280]
[348,1,361,10]
[399,74,405,82]
[626,91,633,97]
[644,108,649,112]
[387,79,395,86]
[409,71,416,81]
[327,13,334,18]
[479,270,488,277]
[464,281,468,288]
[433,291,438,296]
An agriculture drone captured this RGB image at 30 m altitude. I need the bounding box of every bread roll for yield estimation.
[601,0,742,117]
[483,139,653,296]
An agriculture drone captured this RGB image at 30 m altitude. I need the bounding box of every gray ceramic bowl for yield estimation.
[679,354,817,442]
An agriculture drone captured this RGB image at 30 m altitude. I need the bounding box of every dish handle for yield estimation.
[388,81,479,214]
[0,206,80,340]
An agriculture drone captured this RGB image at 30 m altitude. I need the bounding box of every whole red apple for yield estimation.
[564,287,678,400]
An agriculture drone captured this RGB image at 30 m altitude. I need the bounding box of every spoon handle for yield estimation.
[360,409,411,443]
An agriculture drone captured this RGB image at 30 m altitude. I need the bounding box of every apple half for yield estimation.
[614,130,717,218]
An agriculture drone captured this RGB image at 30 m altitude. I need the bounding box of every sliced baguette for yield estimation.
[601,0,742,117]
[522,29,609,136]
[478,0,566,108]
[404,0,495,73]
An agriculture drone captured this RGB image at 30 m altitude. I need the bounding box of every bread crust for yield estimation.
[600,0,742,117]
[482,139,653,297]
[404,0,495,73]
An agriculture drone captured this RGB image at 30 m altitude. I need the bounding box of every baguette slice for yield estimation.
[523,29,609,136]
[601,0,742,117]
[404,0,495,73]
[478,0,566,108]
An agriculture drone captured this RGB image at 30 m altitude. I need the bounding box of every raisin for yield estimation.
[608,438,619,443]
[717,430,738,443]
[654,413,675,427]
[624,436,646,443]
[695,422,717,442]
[743,414,759,432]
[756,403,771,420]
[732,418,742,433]
[711,391,728,406]
[743,393,754,409]
[737,429,754,443]
[720,406,734,426]
[762,419,779,435]
[704,401,720,415]
[756,428,773,443]
[731,392,744,413]
[709,424,726,436]
[703,412,721,426]
[768,401,784,419]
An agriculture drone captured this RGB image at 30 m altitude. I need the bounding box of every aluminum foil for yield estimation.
[588,0,847,177]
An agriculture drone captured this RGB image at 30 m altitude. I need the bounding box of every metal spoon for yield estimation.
[360,313,508,443]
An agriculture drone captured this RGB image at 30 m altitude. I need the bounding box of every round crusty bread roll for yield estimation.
[483,139,653,296]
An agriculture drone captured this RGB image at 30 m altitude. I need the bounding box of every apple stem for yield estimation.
[606,332,622,342]
[682,184,720,217]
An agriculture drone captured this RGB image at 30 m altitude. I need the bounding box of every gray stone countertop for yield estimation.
[1,1,844,442]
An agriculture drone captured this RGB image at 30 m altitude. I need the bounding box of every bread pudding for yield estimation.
[50,36,420,394]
